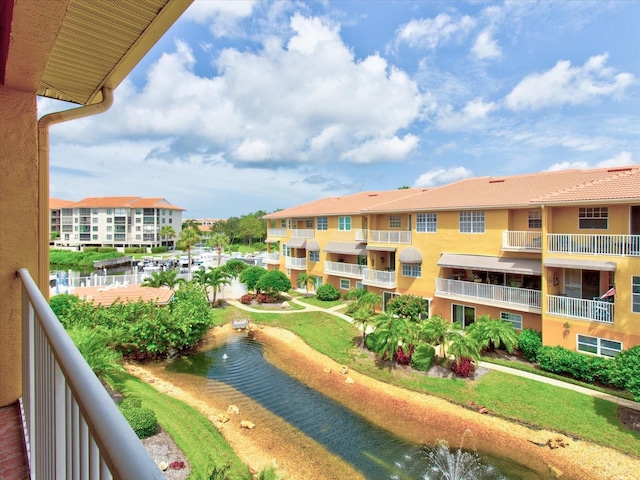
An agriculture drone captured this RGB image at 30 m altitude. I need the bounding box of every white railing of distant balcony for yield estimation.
[368,230,411,244]
[18,268,164,480]
[285,256,307,268]
[354,229,367,242]
[547,294,614,324]
[267,228,287,237]
[436,278,542,309]
[264,252,280,263]
[502,231,542,250]
[362,268,396,287]
[547,234,640,256]
[324,261,365,277]
[291,228,315,239]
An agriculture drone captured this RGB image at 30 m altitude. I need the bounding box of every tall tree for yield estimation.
[178,225,201,280]
[159,225,176,248]
[297,272,318,297]
[238,215,264,247]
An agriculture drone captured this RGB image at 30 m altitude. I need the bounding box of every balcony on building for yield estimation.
[544,257,617,324]
[502,230,542,252]
[362,268,397,288]
[263,252,281,265]
[285,256,307,270]
[368,229,411,244]
[267,228,287,238]
[547,233,640,257]
[323,241,367,279]
[435,254,542,313]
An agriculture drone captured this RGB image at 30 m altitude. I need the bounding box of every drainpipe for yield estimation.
[37,88,114,295]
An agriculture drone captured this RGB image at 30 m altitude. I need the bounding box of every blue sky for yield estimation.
[40,0,639,219]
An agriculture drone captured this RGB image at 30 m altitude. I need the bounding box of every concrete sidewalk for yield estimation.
[226,296,640,412]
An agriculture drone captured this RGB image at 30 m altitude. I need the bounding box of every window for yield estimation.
[401,264,421,278]
[92,226,98,232]
[106,217,112,223]
[136,218,141,223]
[633,276,640,313]
[283,245,291,257]
[309,251,319,262]
[459,211,485,233]
[106,209,112,215]
[92,235,98,240]
[317,217,328,230]
[136,226,141,232]
[136,209,142,215]
[579,207,608,229]
[169,218,172,224]
[500,312,523,330]
[416,213,437,233]
[106,226,112,232]
[339,216,351,231]
[92,217,98,224]
[169,210,172,216]
[92,209,98,214]
[389,215,401,228]
[106,234,112,240]
[528,210,542,229]
[577,335,622,357]
[305,219,313,228]
[281,220,287,228]
[452,304,475,328]
[340,279,351,290]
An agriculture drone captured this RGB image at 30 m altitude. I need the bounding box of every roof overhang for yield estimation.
[324,241,367,255]
[437,253,542,275]
[543,258,617,272]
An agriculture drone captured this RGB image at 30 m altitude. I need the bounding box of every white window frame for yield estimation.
[416,213,437,233]
[577,334,622,358]
[339,278,351,290]
[500,312,523,330]
[317,216,328,231]
[578,207,608,230]
[401,264,421,278]
[459,211,485,233]
[389,215,401,229]
[339,216,351,231]
[452,304,476,328]
[309,251,319,262]
[528,210,542,229]
[632,276,640,314]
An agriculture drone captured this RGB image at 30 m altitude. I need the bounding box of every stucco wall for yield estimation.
[0,86,39,406]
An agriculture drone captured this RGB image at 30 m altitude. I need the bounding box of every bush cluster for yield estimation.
[97,247,118,253]
[118,396,158,439]
[255,293,278,304]
[124,247,147,254]
[411,344,436,372]
[451,357,476,377]
[240,294,254,305]
[517,329,542,362]
[151,246,168,253]
[316,284,340,301]
[536,346,610,383]
[394,345,413,365]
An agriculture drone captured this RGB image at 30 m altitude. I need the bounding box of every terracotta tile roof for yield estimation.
[54,196,185,211]
[71,285,175,306]
[50,198,75,209]
[263,189,425,219]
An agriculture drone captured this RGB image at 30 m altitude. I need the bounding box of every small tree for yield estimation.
[239,266,267,292]
[159,225,177,248]
[386,294,428,321]
[447,327,481,366]
[255,270,291,298]
[467,314,519,353]
[207,232,229,267]
[221,259,247,278]
[297,272,318,296]
[178,225,201,280]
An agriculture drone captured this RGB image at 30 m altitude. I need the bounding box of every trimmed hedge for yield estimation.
[411,344,436,371]
[151,246,168,253]
[316,284,340,301]
[118,396,158,439]
[517,329,542,362]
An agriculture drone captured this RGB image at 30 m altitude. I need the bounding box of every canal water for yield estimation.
[166,332,552,479]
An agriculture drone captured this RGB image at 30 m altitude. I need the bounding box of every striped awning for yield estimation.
[398,247,422,264]
[437,253,542,275]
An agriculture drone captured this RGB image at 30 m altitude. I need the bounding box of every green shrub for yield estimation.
[365,330,379,351]
[537,345,612,383]
[67,327,124,378]
[124,247,146,254]
[118,395,142,409]
[49,294,81,321]
[411,344,436,371]
[344,288,366,301]
[97,247,118,253]
[316,284,340,301]
[517,329,542,362]
[118,402,158,439]
[609,345,640,397]
[386,294,429,321]
[151,246,168,253]
[83,247,99,252]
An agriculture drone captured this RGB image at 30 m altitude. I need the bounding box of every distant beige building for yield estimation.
[50,196,185,250]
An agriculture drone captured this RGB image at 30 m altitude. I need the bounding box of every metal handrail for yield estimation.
[18,268,164,480]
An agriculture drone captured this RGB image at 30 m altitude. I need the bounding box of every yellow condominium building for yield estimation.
[263,165,640,357]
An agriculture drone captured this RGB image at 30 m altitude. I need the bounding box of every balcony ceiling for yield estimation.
[1,0,192,105]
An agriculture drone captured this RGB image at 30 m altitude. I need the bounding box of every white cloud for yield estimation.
[436,98,496,131]
[393,13,476,50]
[413,166,473,187]
[471,29,501,60]
[183,0,259,37]
[505,54,635,110]
[340,134,420,164]
[546,151,633,172]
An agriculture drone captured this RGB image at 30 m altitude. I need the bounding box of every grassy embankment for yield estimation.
[211,305,640,458]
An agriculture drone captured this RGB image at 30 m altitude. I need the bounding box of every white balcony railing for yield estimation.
[502,231,542,251]
[263,252,280,264]
[368,230,411,244]
[362,268,396,288]
[354,229,367,242]
[291,228,315,239]
[285,256,307,269]
[324,261,365,278]
[436,278,542,309]
[547,294,614,324]
[18,268,163,479]
[267,228,287,237]
[547,234,640,256]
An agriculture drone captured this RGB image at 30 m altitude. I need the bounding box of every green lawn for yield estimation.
[294,296,347,309]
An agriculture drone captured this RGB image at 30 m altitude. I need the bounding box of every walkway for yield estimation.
[226,295,640,412]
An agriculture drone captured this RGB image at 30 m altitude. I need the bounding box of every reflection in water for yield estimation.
[167,333,551,479]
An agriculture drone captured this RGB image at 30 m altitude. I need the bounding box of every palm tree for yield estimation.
[206,267,233,304]
[354,291,382,315]
[159,225,177,249]
[372,313,413,361]
[179,225,201,280]
[207,232,229,266]
[142,270,181,289]
[466,314,519,353]
[447,328,481,366]
[418,315,451,357]
[352,307,375,347]
[297,272,318,296]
